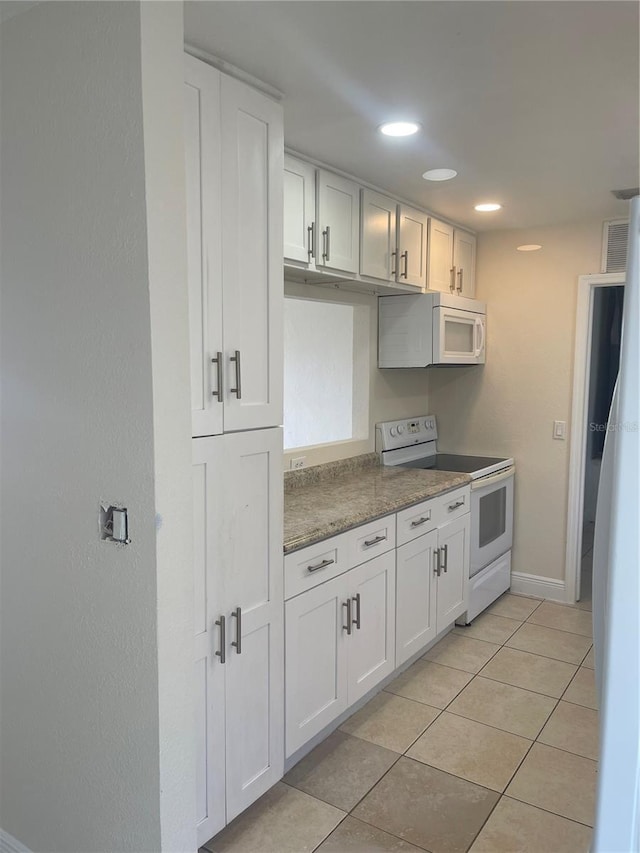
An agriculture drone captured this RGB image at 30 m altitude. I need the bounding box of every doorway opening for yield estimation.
[566,274,626,604]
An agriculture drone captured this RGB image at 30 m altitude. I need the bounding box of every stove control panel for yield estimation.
[375,415,438,452]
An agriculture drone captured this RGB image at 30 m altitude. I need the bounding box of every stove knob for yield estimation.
[424,419,430,430]
[390,426,397,437]
[397,424,405,435]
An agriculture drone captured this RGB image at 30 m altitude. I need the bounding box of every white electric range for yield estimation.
[376,415,515,622]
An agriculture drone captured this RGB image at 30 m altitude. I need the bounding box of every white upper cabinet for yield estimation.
[284,154,316,266]
[398,205,428,288]
[360,189,397,282]
[427,217,455,293]
[452,229,477,298]
[185,55,284,437]
[316,169,360,275]
[427,217,476,297]
[185,55,224,438]
[360,193,426,289]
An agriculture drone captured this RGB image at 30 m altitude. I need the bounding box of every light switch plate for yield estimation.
[553,420,566,440]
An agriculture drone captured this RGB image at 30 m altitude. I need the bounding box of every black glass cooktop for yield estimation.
[400,453,508,474]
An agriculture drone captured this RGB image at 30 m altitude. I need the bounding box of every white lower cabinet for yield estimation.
[396,497,470,667]
[435,513,470,629]
[285,550,395,757]
[193,428,284,846]
[396,529,438,666]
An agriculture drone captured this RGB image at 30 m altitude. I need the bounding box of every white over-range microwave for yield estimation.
[378,292,486,367]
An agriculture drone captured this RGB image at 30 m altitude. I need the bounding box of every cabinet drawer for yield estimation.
[345,515,395,567]
[396,499,436,546]
[285,533,348,600]
[433,486,470,527]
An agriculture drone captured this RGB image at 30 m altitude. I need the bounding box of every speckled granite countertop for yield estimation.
[284,454,471,554]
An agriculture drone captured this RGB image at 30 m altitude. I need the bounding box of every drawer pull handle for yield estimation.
[352,593,361,630]
[363,534,387,547]
[343,598,352,635]
[307,558,335,573]
[448,499,465,511]
[410,515,431,528]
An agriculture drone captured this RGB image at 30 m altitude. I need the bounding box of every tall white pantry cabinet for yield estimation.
[184,54,285,846]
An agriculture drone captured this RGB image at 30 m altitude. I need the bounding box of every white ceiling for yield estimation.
[185,1,639,231]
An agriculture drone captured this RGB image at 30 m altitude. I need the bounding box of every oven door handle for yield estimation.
[471,465,516,490]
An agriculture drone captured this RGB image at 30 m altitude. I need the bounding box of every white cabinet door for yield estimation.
[398,205,428,288]
[185,56,224,438]
[220,76,284,433]
[193,429,284,837]
[317,169,360,274]
[427,217,455,293]
[193,438,227,846]
[396,530,438,666]
[285,575,349,756]
[221,428,284,820]
[348,551,396,703]
[360,189,397,282]
[284,155,316,266]
[436,514,470,632]
[453,229,476,297]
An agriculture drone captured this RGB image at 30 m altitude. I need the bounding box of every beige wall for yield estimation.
[429,222,603,584]
[284,279,429,469]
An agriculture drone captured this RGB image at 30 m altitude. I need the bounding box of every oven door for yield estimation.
[470,467,514,576]
[433,306,486,365]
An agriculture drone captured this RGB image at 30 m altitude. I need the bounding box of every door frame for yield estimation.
[565,272,625,603]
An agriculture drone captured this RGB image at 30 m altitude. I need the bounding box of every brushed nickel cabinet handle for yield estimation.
[307,558,335,573]
[433,549,441,577]
[363,534,386,547]
[343,599,352,635]
[448,499,465,512]
[401,250,409,279]
[450,266,456,292]
[231,606,242,654]
[308,223,316,260]
[322,226,331,262]
[410,514,431,528]
[457,268,463,293]
[391,250,398,277]
[215,615,226,664]
[230,350,242,399]
[352,593,361,630]
[211,351,223,400]
[442,544,448,573]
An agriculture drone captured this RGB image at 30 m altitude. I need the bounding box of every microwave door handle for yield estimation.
[475,318,485,358]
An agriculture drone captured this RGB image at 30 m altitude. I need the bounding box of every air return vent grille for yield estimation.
[602,219,629,273]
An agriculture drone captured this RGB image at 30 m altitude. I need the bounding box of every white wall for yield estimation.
[284,279,430,468]
[140,4,196,852]
[429,222,603,586]
[0,3,194,851]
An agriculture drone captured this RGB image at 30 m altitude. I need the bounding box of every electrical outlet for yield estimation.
[290,456,306,470]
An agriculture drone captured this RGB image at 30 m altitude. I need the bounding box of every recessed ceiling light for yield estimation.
[379,121,421,137]
[517,244,542,252]
[474,203,502,212]
[423,168,458,182]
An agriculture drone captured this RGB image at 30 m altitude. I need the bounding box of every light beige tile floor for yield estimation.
[203,593,597,853]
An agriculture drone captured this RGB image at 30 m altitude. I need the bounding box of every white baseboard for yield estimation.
[511,571,566,602]
[0,830,31,853]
